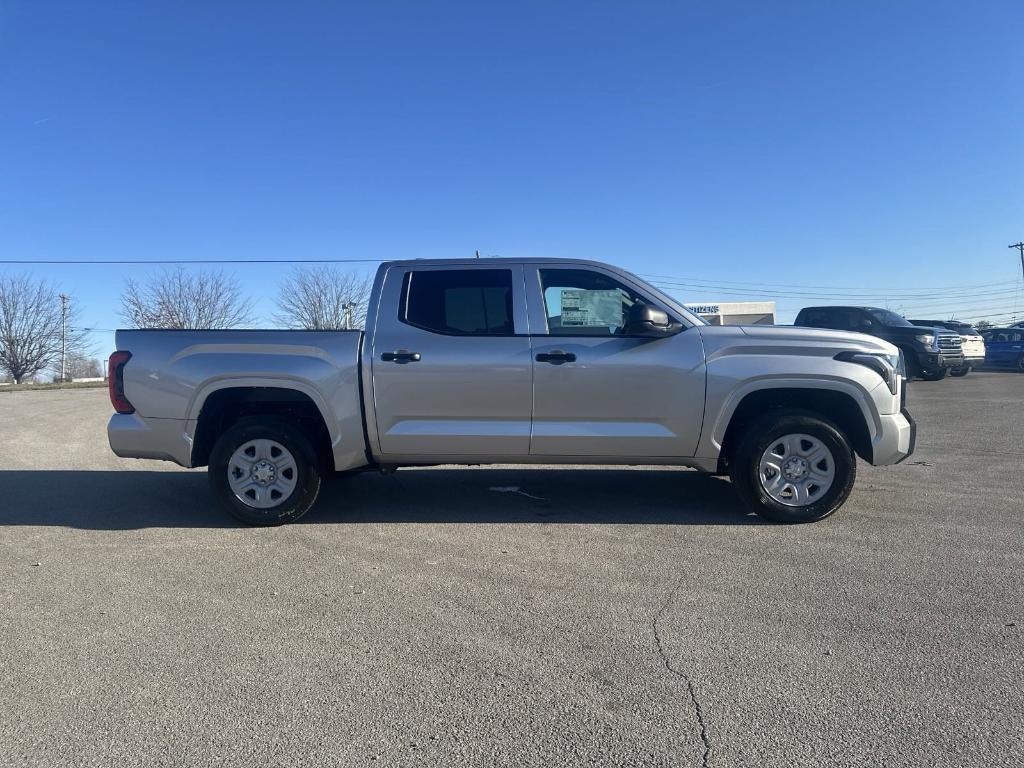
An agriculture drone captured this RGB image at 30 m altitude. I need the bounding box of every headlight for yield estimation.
[914,333,935,347]
[834,351,900,394]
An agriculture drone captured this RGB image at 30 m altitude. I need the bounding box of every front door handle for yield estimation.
[535,351,576,365]
[381,351,421,364]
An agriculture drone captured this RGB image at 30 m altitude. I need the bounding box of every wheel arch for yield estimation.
[190,383,334,470]
[715,384,875,471]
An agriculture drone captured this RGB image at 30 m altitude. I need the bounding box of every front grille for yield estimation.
[937,334,961,351]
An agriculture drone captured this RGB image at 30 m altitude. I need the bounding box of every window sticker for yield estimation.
[560,289,623,327]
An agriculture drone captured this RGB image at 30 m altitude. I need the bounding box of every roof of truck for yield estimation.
[379,257,614,269]
[797,305,887,312]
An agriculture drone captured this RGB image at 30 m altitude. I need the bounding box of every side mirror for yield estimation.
[626,304,677,336]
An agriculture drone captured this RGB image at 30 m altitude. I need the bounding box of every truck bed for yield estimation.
[111,329,367,470]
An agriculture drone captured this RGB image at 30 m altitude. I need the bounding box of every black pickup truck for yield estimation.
[794,306,963,380]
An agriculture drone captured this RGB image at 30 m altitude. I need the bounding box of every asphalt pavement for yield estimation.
[1,373,1022,767]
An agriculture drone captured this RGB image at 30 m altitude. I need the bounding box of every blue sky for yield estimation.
[2,1,1023,357]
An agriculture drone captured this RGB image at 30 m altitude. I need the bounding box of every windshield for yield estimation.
[868,308,913,327]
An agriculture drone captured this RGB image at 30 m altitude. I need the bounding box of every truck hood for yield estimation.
[697,323,899,357]
[879,324,951,341]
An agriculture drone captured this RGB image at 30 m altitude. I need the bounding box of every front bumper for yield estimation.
[918,351,964,370]
[108,413,194,467]
[871,409,917,466]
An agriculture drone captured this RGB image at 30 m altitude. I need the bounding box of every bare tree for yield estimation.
[65,351,103,379]
[275,267,372,330]
[121,268,255,329]
[0,275,91,384]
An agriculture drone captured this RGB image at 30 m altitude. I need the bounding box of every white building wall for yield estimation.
[685,301,776,325]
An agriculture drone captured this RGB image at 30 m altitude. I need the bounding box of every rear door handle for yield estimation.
[381,351,421,364]
[535,351,576,365]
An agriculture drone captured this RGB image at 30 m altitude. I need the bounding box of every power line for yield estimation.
[647,276,1020,298]
[649,280,1023,302]
[0,258,388,265]
[3,258,1017,300]
[640,273,1012,295]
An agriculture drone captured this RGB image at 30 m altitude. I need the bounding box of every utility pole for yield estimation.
[342,302,356,330]
[58,293,70,382]
[1011,242,1024,282]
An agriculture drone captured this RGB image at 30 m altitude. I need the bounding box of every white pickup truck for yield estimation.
[108,258,915,525]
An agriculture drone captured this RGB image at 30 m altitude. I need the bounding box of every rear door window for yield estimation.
[799,309,830,327]
[829,309,861,331]
[401,269,515,336]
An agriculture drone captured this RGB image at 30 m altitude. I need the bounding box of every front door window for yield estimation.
[539,269,656,336]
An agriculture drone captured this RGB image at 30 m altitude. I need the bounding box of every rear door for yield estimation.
[525,265,706,458]
[369,264,533,458]
[988,330,1023,365]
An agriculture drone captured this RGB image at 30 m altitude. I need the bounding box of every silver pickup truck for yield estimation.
[108,258,915,525]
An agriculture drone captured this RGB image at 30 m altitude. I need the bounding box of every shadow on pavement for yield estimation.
[0,468,758,529]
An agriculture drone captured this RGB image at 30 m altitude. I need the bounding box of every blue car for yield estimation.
[982,328,1024,370]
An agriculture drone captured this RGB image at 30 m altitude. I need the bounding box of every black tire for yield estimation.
[919,367,948,381]
[901,349,923,380]
[949,365,971,378]
[729,409,857,524]
[209,416,322,526]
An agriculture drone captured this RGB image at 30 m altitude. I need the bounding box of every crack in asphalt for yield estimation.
[654,584,712,768]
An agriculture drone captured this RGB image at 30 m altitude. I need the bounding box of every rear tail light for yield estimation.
[108,351,134,414]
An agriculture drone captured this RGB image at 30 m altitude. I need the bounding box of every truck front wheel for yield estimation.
[919,367,948,381]
[729,410,856,524]
[209,417,322,526]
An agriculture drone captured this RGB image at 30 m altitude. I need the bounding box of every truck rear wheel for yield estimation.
[209,417,322,526]
[729,410,856,524]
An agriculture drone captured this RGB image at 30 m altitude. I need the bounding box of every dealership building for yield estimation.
[684,301,776,326]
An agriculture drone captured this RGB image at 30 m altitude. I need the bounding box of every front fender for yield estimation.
[697,349,892,459]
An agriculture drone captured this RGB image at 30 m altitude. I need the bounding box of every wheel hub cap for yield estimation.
[783,456,809,481]
[226,439,299,510]
[250,460,277,486]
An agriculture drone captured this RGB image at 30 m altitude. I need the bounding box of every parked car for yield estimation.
[794,306,963,380]
[981,328,1024,370]
[908,320,985,377]
[107,258,916,526]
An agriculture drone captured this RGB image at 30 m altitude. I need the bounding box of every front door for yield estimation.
[526,266,706,458]
[370,264,534,458]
